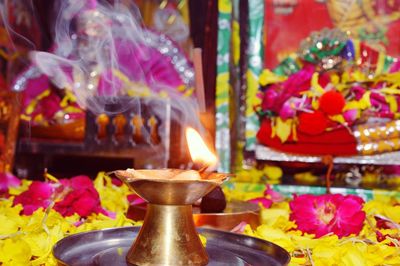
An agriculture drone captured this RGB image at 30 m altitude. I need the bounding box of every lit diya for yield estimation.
[115,127,231,266]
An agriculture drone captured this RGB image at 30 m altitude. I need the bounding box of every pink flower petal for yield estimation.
[289,194,365,238]
[264,185,284,202]
[127,194,146,205]
[0,172,21,194]
[13,181,53,215]
[248,197,272,209]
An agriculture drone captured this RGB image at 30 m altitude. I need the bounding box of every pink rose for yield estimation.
[289,194,365,238]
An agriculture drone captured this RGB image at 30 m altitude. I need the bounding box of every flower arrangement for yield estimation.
[256,28,400,156]
[225,184,400,265]
[2,172,400,265]
[0,172,138,265]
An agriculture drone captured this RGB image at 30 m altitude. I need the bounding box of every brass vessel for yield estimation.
[116,168,229,266]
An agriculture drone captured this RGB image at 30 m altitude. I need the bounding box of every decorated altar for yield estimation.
[0,0,400,265]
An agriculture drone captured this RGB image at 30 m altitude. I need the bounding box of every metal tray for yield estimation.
[53,226,290,266]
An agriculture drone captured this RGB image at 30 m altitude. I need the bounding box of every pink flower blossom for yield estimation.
[343,109,358,125]
[0,172,21,196]
[289,194,366,238]
[350,85,366,100]
[389,60,400,73]
[277,64,314,107]
[279,99,297,119]
[13,181,53,215]
[262,64,315,115]
[262,88,279,110]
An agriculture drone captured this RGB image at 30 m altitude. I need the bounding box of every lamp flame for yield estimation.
[186,127,217,167]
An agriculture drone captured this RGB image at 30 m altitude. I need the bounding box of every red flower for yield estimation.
[60,175,94,190]
[12,175,109,218]
[319,90,345,115]
[54,187,103,217]
[54,175,106,217]
[13,181,53,215]
[289,194,366,238]
[298,110,328,135]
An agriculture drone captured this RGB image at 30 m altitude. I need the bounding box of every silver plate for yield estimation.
[53,226,290,266]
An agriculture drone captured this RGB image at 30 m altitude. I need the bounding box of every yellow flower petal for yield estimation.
[276,118,292,143]
[255,225,296,252]
[259,69,287,86]
[340,243,368,266]
[0,238,32,265]
[263,165,283,180]
[311,72,325,95]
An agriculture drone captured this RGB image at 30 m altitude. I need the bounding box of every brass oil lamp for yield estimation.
[115,127,230,265]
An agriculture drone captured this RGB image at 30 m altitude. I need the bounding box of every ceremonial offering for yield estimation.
[51,127,290,265]
[110,126,231,265]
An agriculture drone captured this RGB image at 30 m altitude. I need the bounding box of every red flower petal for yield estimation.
[69,175,94,190]
[13,181,53,215]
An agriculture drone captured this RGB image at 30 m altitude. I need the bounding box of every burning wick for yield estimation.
[185,127,217,173]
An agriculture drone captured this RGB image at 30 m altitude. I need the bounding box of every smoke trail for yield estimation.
[29,0,210,165]
[32,0,197,117]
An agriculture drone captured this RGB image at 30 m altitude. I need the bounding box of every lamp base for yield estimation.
[127,204,208,266]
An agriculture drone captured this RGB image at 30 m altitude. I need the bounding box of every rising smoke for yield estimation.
[32,0,199,118]
[2,0,210,167]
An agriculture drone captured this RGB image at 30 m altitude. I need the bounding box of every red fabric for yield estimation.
[264,1,333,68]
[298,111,329,135]
[257,119,357,156]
